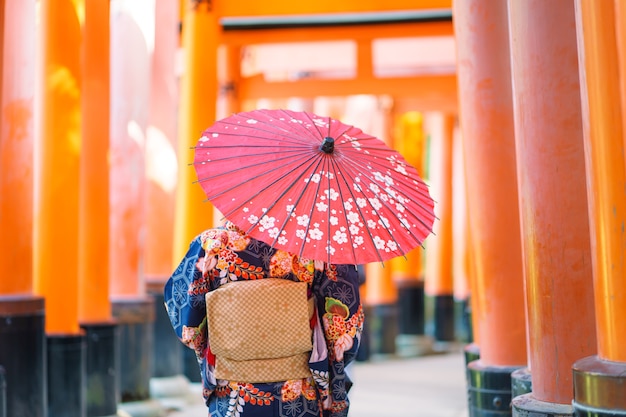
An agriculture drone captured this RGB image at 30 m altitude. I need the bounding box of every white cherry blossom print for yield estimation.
[193,108,435,264]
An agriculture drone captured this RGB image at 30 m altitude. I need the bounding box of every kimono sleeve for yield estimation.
[314,264,365,416]
[163,235,209,360]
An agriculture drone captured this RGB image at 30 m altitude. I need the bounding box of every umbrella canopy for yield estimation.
[193,109,435,265]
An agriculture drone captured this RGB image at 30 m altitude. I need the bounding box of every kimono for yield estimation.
[164,221,364,417]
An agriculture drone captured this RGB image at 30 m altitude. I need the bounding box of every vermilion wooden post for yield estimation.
[452,127,472,344]
[573,2,626,415]
[172,0,219,265]
[35,1,86,415]
[507,2,597,415]
[0,2,46,416]
[145,0,184,389]
[109,1,158,410]
[453,1,528,415]
[390,111,429,355]
[77,1,119,415]
[216,45,242,119]
[424,112,455,345]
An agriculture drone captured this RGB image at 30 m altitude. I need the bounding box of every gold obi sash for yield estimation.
[205,279,314,383]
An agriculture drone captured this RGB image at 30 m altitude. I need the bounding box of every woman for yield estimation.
[164,221,364,417]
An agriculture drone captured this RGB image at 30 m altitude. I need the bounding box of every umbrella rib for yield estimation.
[327,156,386,264]
[255,153,326,254]
[200,151,318,203]
[337,156,434,246]
[242,109,325,145]
[337,147,436,225]
[192,148,309,175]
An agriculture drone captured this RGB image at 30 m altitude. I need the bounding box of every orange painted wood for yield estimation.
[109,1,152,298]
[390,112,425,282]
[78,0,111,322]
[216,45,242,119]
[452,127,470,301]
[173,0,218,264]
[221,20,453,45]
[453,0,527,367]
[145,0,180,283]
[219,0,451,17]
[239,74,457,112]
[424,113,454,296]
[365,263,397,305]
[576,0,626,363]
[0,0,35,295]
[509,0,598,402]
[34,0,82,334]
[465,223,480,346]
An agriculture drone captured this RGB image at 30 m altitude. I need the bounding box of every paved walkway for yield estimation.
[152,348,470,417]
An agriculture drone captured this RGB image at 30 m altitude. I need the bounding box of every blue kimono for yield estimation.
[164,222,364,417]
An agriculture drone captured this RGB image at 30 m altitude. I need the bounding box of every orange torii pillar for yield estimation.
[109,1,159,411]
[174,0,219,381]
[144,0,185,392]
[390,111,429,356]
[454,1,528,415]
[424,112,456,346]
[77,1,118,415]
[216,45,242,119]
[0,2,45,416]
[573,2,626,415]
[342,96,397,355]
[507,2,598,415]
[452,124,472,344]
[35,1,88,415]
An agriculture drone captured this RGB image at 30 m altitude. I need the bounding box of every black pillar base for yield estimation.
[146,281,191,401]
[146,282,183,378]
[464,343,480,366]
[81,322,119,417]
[434,294,455,342]
[397,280,425,335]
[0,296,46,417]
[367,303,398,356]
[112,297,155,402]
[0,366,6,417]
[512,393,573,417]
[47,333,87,417]
[467,360,521,417]
[455,298,473,343]
[395,280,433,357]
[511,368,532,398]
[572,355,626,416]
[183,346,202,383]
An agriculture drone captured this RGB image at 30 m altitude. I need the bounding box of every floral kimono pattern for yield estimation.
[164,221,364,417]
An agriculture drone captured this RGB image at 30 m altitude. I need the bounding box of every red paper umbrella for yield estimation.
[193,109,436,265]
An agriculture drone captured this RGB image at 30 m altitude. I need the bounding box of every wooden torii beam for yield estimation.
[216,8,457,113]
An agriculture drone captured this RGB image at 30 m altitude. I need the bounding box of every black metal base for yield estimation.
[367,303,398,355]
[511,368,532,398]
[112,297,155,402]
[396,280,425,335]
[147,289,183,378]
[434,294,455,342]
[0,366,6,417]
[573,402,626,417]
[455,298,473,343]
[573,355,626,417]
[47,333,87,417]
[467,360,521,417]
[512,393,573,417]
[183,347,202,383]
[81,322,119,416]
[0,296,46,417]
[464,343,480,366]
